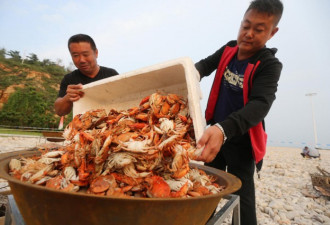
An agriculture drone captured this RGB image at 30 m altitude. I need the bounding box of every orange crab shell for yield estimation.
[45,175,65,190]
[166,94,181,104]
[169,103,180,116]
[139,95,150,105]
[135,113,149,121]
[90,175,117,193]
[129,123,147,130]
[160,101,170,115]
[146,175,171,198]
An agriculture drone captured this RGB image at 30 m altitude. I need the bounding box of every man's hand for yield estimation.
[54,84,84,116]
[66,84,84,102]
[196,125,224,163]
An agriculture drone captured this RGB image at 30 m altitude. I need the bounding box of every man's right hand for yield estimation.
[54,84,84,116]
[66,84,84,102]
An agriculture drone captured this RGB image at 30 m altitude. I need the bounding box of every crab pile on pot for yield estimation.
[9,93,225,198]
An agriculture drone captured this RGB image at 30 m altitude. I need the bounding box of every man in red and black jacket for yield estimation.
[195,0,283,224]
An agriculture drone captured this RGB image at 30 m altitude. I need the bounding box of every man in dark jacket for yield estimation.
[54,34,118,116]
[195,0,283,224]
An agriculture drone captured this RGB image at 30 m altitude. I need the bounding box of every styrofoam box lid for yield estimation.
[73,57,206,141]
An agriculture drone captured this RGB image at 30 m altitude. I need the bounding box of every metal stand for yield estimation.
[5,195,25,225]
[206,194,240,225]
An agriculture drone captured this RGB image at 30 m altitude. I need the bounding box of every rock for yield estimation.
[278,219,291,225]
[286,211,298,220]
[264,207,275,218]
[278,212,287,221]
[277,169,286,176]
[321,215,330,223]
[274,214,280,221]
[274,163,282,168]
[314,208,323,214]
[268,199,283,210]
[283,204,294,211]
[311,214,324,223]
[294,217,313,225]
[258,201,268,208]
[325,211,330,218]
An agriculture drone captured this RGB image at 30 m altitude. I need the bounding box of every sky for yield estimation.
[1,0,330,148]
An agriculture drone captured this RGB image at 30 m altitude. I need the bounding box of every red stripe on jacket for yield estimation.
[205,45,266,163]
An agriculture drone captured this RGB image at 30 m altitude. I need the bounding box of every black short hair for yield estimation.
[246,0,283,26]
[68,34,97,51]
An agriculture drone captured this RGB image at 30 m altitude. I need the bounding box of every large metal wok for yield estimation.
[0,149,241,225]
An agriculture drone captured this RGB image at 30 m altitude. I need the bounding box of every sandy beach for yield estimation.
[254,147,329,225]
[0,136,329,225]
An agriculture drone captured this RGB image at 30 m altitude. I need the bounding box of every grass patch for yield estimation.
[0,128,42,136]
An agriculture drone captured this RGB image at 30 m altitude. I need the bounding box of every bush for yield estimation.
[0,87,57,128]
[0,49,70,129]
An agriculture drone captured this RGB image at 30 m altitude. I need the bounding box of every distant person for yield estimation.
[301,146,320,158]
[194,0,283,224]
[301,146,309,158]
[54,34,119,116]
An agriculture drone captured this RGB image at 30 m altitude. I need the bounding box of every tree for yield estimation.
[27,53,39,64]
[6,50,21,61]
[0,48,6,58]
[41,59,54,66]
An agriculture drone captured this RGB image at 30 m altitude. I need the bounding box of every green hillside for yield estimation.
[0,48,73,129]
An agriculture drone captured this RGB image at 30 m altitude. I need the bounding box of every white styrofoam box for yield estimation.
[73,57,206,141]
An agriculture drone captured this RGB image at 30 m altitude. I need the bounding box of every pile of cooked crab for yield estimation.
[9,93,225,198]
